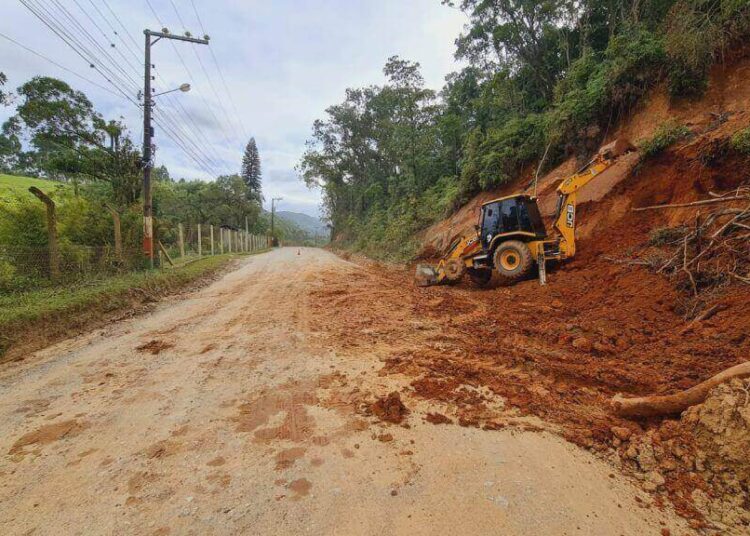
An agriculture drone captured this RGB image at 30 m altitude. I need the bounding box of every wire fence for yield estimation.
[0,219,270,295]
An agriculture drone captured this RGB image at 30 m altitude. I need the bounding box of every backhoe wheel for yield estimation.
[443,259,466,283]
[468,268,499,288]
[493,240,534,284]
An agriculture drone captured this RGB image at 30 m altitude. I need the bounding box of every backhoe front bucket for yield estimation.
[415,264,441,287]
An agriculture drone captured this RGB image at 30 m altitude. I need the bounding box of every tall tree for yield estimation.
[241,137,262,202]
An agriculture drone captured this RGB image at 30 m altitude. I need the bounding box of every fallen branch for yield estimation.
[678,303,728,335]
[610,361,750,418]
[632,195,749,212]
[602,255,652,266]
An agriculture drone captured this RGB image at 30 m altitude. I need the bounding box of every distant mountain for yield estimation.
[276,211,328,237]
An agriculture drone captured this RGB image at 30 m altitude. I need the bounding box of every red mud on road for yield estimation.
[310,144,750,526]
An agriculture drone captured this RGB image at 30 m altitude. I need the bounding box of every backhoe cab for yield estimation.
[415,138,634,288]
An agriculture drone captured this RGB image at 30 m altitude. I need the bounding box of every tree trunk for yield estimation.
[611,362,750,418]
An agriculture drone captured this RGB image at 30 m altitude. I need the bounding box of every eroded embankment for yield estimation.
[314,139,750,531]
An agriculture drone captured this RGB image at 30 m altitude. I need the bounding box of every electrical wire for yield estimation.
[189,0,249,141]
[20,0,230,178]
[0,31,126,100]
[91,0,231,171]
[146,0,236,150]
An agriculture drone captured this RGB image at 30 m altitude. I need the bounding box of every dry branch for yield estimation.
[633,195,749,211]
[611,362,750,418]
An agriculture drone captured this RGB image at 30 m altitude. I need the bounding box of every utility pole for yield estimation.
[270,197,282,243]
[142,29,209,267]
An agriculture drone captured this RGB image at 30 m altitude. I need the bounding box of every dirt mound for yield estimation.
[9,419,88,456]
[680,379,750,530]
[136,339,175,355]
[371,392,409,424]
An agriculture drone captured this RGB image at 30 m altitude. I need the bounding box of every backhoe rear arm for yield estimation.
[552,138,636,259]
[553,157,615,258]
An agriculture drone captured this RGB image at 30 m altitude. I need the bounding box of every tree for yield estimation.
[0,73,20,172]
[241,138,262,202]
[7,76,142,203]
[0,72,11,107]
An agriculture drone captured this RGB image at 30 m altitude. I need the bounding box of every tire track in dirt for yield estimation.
[0,248,691,535]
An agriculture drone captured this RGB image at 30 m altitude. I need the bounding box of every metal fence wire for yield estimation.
[0,220,270,294]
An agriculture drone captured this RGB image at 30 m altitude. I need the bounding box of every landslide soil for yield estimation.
[313,141,750,530]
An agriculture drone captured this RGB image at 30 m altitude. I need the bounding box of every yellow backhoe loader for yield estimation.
[415,139,635,287]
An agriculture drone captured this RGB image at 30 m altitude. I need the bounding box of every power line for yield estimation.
[0,31,126,100]
[168,0,242,143]
[189,0,249,141]
[146,0,236,151]
[90,0,230,171]
[20,0,139,105]
[20,0,220,177]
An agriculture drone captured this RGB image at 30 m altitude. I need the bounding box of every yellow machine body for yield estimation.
[416,139,634,287]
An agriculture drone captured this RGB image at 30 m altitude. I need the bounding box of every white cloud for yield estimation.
[0,0,466,217]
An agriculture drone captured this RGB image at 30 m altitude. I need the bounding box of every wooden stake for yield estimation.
[158,240,175,266]
[178,223,185,258]
[29,187,59,282]
[104,203,122,261]
[197,223,202,258]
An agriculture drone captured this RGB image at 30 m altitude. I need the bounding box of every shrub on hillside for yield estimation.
[730,127,750,155]
[666,0,750,97]
[638,121,692,158]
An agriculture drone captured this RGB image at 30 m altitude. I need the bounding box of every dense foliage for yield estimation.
[0,76,319,292]
[300,0,750,260]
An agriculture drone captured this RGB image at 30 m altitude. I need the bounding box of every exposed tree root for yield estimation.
[611,362,750,418]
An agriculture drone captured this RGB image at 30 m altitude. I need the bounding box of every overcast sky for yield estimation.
[1,0,466,217]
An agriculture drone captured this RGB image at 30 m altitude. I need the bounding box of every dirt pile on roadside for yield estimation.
[681,379,750,531]
[371,392,409,424]
[617,379,750,533]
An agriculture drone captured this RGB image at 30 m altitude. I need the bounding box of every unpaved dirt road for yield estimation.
[0,248,690,535]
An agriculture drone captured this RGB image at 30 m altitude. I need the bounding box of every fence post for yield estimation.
[29,187,60,282]
[220,228,224,254]
[178,223,185,258]
[197,224,202,258]
[210,225,215,255]
[104,203,122,262]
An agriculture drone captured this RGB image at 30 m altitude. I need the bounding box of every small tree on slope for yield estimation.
[241,137,262,202]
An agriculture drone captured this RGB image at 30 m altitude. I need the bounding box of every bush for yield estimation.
[0,259,15,291]
[649,226,689,246]
[666,0,750,97]
[638,121,692,158]
[730,127,750,155]
[550,29,668,152]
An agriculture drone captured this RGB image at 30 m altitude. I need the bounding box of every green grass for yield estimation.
[0,174,68,202]
[637,122,692,159]
[0,254,238,359]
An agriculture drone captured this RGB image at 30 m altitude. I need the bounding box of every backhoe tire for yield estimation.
[443,259,466,283]
[467,268,500,288]
[492,240,534,285]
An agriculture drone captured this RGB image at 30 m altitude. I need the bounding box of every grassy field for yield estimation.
[0,174,67,201]
[0,254,239,360]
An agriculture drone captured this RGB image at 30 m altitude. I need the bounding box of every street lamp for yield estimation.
[271,197,283,245]
[141,28,209,268]
[153,83,191,98]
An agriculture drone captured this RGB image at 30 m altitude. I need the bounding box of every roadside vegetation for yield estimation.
[299,0,750,260]
[0,253,236,359]
[0,76,319,294]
